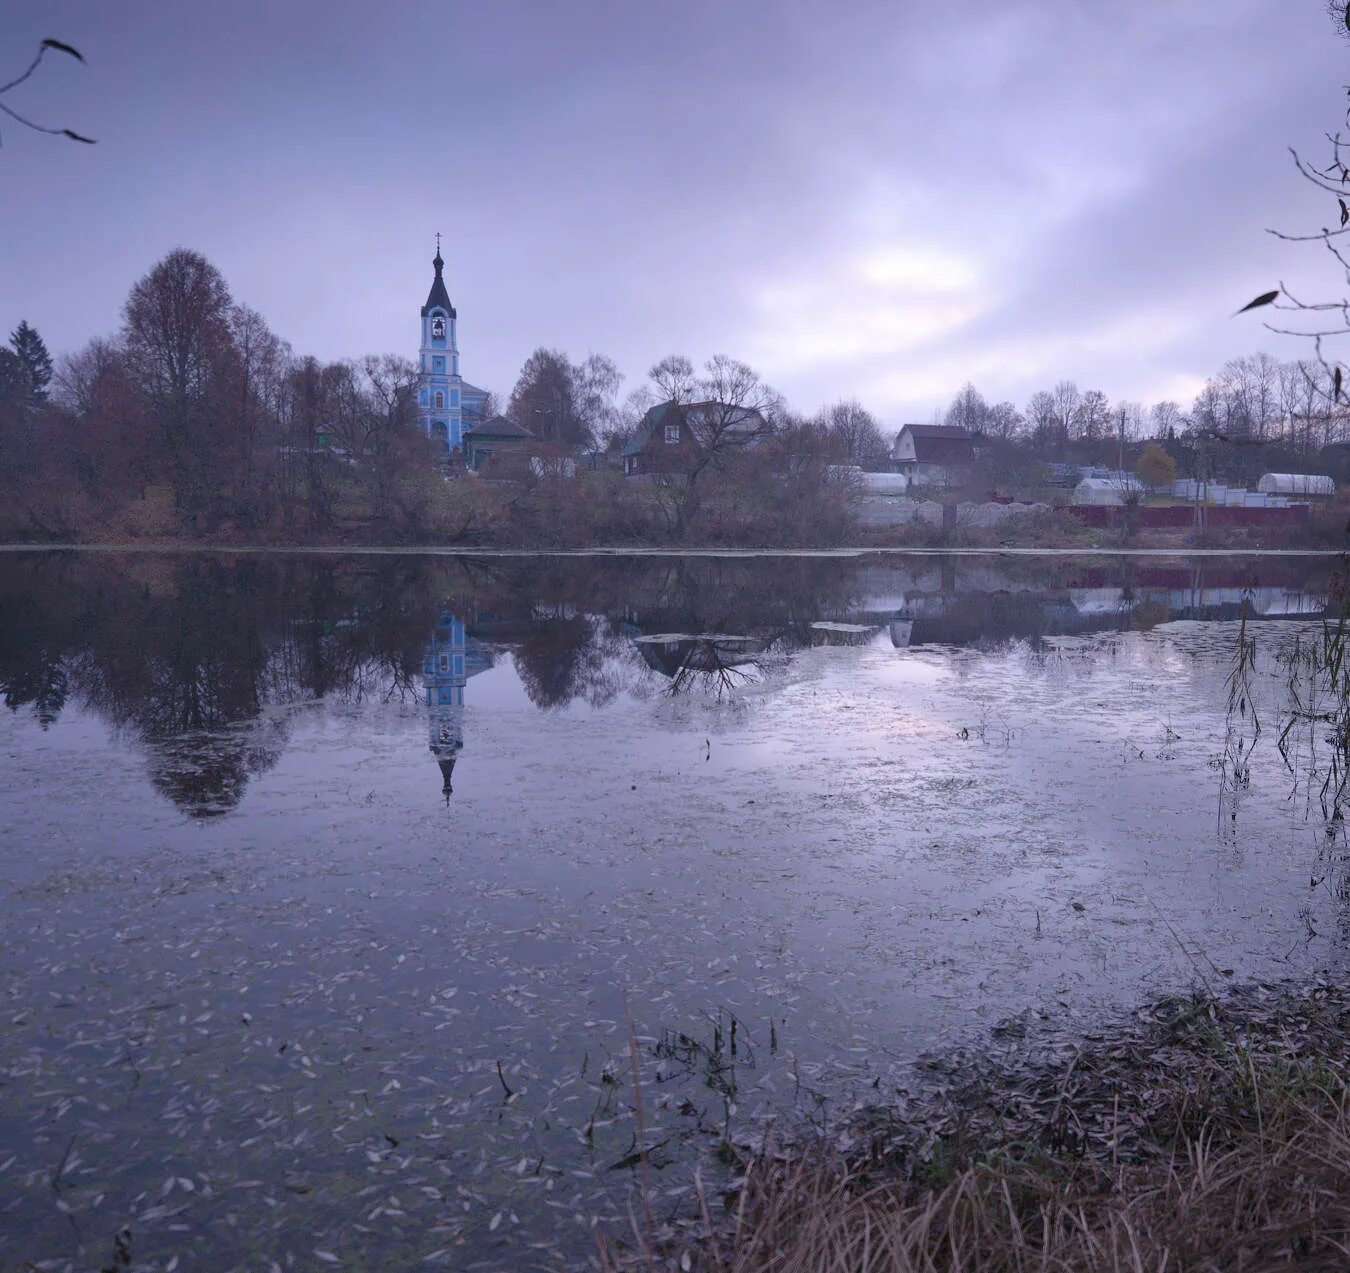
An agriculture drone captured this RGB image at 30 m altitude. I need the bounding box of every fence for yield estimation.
[1069,503,1310,530]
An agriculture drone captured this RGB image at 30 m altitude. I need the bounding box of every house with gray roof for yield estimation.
[890,423,976,488]
[622,400,770,477]
[463,415,535,473]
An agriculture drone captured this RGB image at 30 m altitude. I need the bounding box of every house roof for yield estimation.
[623,400,768,456]
[895,423,975,463]
[421,250,457,319]
[623,401,680,456]
[464,415,533,439]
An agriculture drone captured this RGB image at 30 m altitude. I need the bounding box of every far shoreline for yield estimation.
[0,542,1345,558]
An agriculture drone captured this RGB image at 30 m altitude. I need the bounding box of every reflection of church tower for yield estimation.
[425,610,467,797]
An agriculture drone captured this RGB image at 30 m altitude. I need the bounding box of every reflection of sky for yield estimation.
[8,603,1350,1265]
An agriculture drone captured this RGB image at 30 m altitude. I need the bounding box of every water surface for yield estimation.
[2,550,1346,1269]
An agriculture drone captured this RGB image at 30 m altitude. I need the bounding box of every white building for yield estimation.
[890,424,975,488]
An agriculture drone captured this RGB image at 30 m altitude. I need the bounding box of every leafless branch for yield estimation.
[0,39,95,147]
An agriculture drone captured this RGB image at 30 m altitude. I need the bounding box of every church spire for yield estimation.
[422,237,456,318]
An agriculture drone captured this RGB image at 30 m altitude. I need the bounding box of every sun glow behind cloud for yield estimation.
[747,243,987,379]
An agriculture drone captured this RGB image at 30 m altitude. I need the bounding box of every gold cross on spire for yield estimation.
[435,231,442,253]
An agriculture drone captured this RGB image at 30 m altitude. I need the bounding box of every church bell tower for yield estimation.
[417,236,464,458]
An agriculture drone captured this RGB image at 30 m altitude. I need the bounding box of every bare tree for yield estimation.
[986,401,1024,440]
[1149,400,1186,439]
[648,354,782,538]
[815,399,887,465]
[1050,380,1083,445]
[508,348,580,445]
[507,348,622,450]
[1218,353,1280,440]
[1236,7,1350,408]
[1189,379,1228,436]
[1078,389,1111,443]
[572,353,624,449]
[122,248,237,509]
[945,382,989,433]
[648,355,698,404]
[1026,390,1058,448]
[229,305,289,493]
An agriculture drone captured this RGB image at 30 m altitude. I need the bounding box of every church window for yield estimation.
[435,391,445,409]
[439,654,449,672]
[431,316,445,339]
[433,356,444,372]
[664,423,681,444]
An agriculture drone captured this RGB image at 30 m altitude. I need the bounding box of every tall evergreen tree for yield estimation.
[9,321,53,405]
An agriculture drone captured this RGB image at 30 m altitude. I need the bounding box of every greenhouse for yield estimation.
[1256,473,1335,497]
[1072,476,1141,505]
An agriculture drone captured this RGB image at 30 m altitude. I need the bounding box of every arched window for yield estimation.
[434,391,445,409]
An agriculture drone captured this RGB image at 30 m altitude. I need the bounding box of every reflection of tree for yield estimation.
[512,614,643,710]
[73,564,281,817]
[2,653,68,727]
[0,555,79,728]
[667,639,766,701]
[145,729,285,818]
[513,615,591,709]
[0,555,437,817]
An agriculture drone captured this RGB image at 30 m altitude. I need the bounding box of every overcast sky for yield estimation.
[3,1,1347,424]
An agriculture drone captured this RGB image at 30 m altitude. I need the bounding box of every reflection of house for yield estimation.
[463,415,534,473]
[622,400,769,477]
[890,424,974,488]
[423,609,493,798]
[882,579,1329,649]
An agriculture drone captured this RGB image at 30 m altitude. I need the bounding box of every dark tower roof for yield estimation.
[422,249,457,319]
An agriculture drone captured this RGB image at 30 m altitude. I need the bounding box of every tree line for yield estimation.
[5,245,1341,547]
[0,248,885,544]
[939,352,1350,455]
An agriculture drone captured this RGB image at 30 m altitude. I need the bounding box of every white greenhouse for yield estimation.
[1256,473,1335,497]
[1072,476,1140,506]
[858,472,910,495]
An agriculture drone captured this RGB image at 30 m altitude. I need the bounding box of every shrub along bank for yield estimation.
[603,981,1350,1271]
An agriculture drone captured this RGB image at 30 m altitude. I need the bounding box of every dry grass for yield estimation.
[708,1099,1350,1272]
[600,985,1350,1271]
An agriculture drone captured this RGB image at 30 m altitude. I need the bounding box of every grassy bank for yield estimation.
[604,982,1350,1271]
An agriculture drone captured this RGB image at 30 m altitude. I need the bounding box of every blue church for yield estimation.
[416,239,490,459]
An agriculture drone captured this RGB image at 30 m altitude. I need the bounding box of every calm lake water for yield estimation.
[2,549,1348,1269]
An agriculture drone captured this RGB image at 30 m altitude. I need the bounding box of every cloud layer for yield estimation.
[4,0,1347,424]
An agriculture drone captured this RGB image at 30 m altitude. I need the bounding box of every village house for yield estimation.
[890,423,975,488]
[622,400,770,477]
[462,415,534,473]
